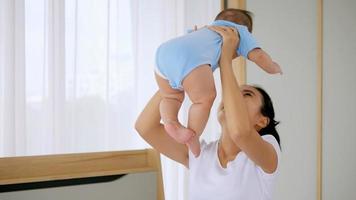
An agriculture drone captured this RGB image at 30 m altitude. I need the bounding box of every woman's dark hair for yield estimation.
[214,8,254,33]
[253,85,281,149]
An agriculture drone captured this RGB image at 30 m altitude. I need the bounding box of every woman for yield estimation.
[135,26,281,200]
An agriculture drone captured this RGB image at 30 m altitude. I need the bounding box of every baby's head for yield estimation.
[215,8,254,32]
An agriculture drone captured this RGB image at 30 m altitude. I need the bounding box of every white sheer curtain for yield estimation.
[0,0,219,199]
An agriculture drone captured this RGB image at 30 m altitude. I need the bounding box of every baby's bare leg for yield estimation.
[182,65,216,157]
[155,73,195,143]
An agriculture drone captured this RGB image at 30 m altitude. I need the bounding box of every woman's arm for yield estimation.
[209,26,278,173]
[135,91,189,167]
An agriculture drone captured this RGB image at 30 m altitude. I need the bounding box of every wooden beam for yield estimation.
[317,0,323,200]
[148,149,165,200]
[221,0,247,84]
[0,149,157,185]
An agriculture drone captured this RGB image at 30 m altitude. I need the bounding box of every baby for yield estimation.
[154,9,281,157]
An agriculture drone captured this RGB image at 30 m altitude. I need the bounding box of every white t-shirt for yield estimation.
[188,134,281,200]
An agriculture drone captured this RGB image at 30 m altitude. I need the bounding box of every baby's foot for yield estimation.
[186,136,201,158]
[164,122,195,144]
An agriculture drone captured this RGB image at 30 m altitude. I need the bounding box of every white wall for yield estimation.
[246,1,318,199]
[247,0,356,199]
[323,0,356,199]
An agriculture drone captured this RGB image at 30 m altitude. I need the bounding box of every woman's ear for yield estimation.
[256,116,269,130]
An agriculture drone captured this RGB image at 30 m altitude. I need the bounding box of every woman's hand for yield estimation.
[208,26,239,60]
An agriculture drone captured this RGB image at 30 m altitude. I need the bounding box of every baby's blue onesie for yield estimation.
[155,20,260,90]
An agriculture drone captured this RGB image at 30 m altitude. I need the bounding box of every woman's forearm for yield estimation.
[135,91,162,135]
[219,54,252,138]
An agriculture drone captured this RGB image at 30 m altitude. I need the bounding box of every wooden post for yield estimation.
[221,0,247,84]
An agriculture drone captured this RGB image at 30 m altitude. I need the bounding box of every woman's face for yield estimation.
[217,85,268,131]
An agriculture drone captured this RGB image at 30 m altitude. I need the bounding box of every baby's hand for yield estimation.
[248,48,283,75]
[269,61,283,75]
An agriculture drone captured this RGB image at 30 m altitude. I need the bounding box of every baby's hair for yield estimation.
[214,8,254,33]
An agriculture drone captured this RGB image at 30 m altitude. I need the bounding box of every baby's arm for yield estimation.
[248,48,282,74]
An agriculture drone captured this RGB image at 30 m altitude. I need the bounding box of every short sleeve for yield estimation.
[236,25,260,58]
[257,134,281,179]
